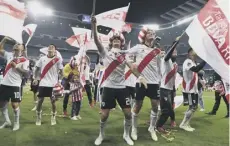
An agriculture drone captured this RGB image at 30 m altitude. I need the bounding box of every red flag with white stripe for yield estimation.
[0,0,26,43]
[186,0,229,85]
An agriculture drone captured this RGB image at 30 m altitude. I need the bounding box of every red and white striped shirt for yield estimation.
[70,81,83,102]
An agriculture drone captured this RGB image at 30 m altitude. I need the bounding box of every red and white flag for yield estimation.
[23,24,37,36]
[0,0,26,43]
[186,0,229,84]
[67,27,110,50]
[95,4,130,32]
[23,24,37,46]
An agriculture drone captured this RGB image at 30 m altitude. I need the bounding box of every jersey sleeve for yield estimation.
[183,59,195,71]
[126,45,142,55]
[57,59,64,70]
[36,58,42,68]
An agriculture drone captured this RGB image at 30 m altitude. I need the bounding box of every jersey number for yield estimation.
[125,98,131,105]
[14,92,21,100]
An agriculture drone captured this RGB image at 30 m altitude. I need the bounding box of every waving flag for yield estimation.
[23,24,37,46]
[186,0,229,84]
[95,3,130,32]
[67,27,110,50]
[23,24,37,36]
[0,0,26,43]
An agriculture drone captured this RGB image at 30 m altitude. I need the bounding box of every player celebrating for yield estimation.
[33,44,63,126]
[180,48,206,131]
[0,37,29,131]
[156,37,180,141]
[91,16,147,146]
[124,27,161,141]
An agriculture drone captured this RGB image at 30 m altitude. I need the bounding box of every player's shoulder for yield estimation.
[183,58,193,65]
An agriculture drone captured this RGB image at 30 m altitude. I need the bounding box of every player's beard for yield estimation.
[171,56,176,62]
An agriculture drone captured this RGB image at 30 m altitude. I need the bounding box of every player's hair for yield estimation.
[49,44,57,50]
[138,27,156,44]
[188,48,193,53]
[108,31,125,49]
[22,43,26,50]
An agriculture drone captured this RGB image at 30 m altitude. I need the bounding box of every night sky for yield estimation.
[20,0,189,24]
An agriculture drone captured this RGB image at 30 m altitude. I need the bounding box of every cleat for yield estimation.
[148,127,158,141]
[94,135,104,146]
[0,122,12,129]
[123,134,134,146]
[12,123,20,131]
[131,127,138,141]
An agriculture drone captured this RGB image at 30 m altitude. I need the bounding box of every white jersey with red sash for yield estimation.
[126,44,161,84]
[182,58,198,93]
[125,66,136,87]
[36,56,63,87]
[100,48,126,89]
[1,52,29,87]
[160,58,178,90]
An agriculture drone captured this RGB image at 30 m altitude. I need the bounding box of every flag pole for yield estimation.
[91,0,96,39]
[25,36,32,46]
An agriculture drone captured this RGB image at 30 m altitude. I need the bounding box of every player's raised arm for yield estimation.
[91,15,105,56]
[164,36,180,62]
[0,37,8,56]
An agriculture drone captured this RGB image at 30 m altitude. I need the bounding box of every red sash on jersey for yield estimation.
[125,69,132,80]
[182,72,197,91]
[125,48,161,80]
[164,64,178,85]
[40,57,59,80]
[3,57,27,77]
[100,54,125,85]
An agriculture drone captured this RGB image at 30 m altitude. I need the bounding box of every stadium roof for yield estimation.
[19,0,208,24]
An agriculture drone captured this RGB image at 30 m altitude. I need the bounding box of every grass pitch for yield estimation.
[0,88,229,146]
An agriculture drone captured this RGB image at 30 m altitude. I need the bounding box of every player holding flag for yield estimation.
[91,15,147,146]
[156,36,181,141]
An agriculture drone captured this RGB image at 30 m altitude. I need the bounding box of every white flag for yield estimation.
[68,27,109,50]
[23,24,37,36]
[95,4,130,31]
[0,0,26,43]
[186,0,229,84]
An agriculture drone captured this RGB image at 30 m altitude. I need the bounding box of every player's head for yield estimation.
[188,48,196,60]
[138,27,156,47]
[12,43,25,57]
[109,31,125,49]
[70,57,78,69]
[47,44,56,57]
[171,48,178,62]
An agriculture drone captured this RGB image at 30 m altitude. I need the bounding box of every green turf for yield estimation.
[0,88,229,146]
